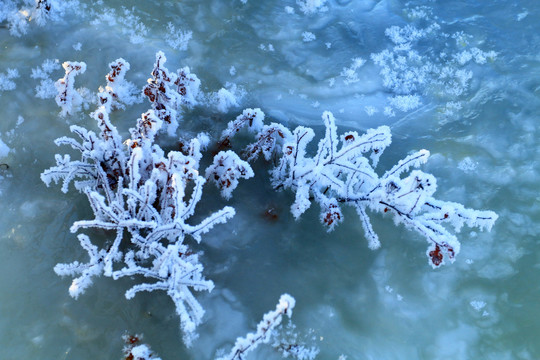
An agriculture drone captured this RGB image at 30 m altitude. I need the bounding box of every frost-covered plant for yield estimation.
[220,110,498,267]
[42,50,498,356]
[216,294,301,360]
[42,60,236,344]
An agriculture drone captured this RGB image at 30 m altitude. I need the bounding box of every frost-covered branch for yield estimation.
[221,109,498,267]
[217,294,297,360]
[98,58,140,110]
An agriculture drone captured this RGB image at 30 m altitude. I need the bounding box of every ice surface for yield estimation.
[0,0,539,359]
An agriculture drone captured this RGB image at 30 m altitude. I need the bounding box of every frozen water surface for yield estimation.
[1,0,539,359]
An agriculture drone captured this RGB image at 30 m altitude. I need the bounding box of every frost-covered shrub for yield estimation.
[42,57,235,346]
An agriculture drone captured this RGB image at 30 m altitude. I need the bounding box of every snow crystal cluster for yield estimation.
[370,8,497,115]
[31,59,61,99]
[0,68,19,92]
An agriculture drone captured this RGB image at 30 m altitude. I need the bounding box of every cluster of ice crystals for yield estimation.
[296,0,327,15]
[0,0,78,37]
[340,57,366,85]
[370,8,497,116]
[31,59,61,99]
[165,22,193,51]
[90,6,148,44]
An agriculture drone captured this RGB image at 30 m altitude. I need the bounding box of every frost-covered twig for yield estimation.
[0,0,78,37]
[98,58,140,110]
[143,51,200,136]
[217,294,296,360]
[55,61,87,116]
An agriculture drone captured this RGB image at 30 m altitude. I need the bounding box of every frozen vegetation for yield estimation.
[1,0,538,359]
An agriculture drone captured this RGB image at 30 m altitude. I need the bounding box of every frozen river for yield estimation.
[1,0,539,359]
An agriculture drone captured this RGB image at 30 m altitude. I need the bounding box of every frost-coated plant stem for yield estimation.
[217,294,296,360]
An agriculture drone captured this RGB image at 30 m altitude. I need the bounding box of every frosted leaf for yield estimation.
[175,66,201,108]
[100,58,141,109]
[320,197,343,231]
[122,334,162,360]
[243,122,292,162]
